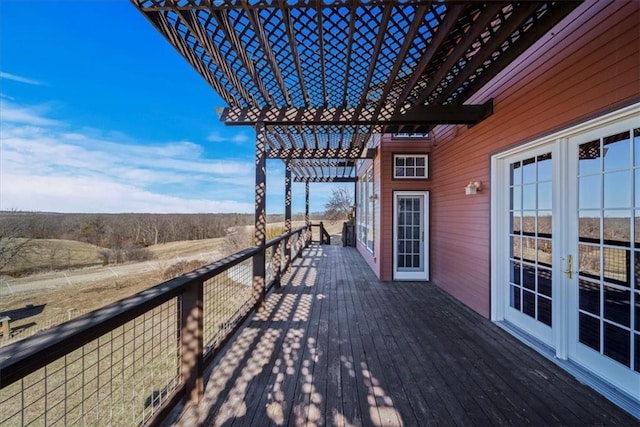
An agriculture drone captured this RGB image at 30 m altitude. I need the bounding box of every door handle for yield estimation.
[564,254,573,279]
[421,231,424,242]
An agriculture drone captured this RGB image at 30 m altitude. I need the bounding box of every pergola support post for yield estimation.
[305,182,310,247]
[284,162,292,273]
[253,122,267,305]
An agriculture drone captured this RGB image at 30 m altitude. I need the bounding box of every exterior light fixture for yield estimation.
[464,181,482,195]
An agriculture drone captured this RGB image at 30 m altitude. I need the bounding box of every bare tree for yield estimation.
[222,226,252,256]
[0,215,35,274]
[324,187,354,222]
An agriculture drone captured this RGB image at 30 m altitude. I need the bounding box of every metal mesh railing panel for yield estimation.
[0,299,180,427]
[203,258,254,353]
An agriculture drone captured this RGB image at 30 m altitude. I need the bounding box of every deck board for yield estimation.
[172,244,638,426]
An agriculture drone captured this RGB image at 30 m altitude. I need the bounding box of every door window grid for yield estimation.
[509,153,553,326]
[577,128,639,372]
[397,197,422,270]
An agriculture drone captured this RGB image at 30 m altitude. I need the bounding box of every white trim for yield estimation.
[357,166,375,253]
[491,102,640,411]
[393,191,429,281]
[393,154,429,179]
[490,155,502,321]
[555,137,570,360]
[565,116,640,399]
[492,142,557,346]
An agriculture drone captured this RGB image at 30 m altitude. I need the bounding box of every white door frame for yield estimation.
[491,102,640,399]
[393,191,429,280]
[565,117,640,398]
[490,142,561,348]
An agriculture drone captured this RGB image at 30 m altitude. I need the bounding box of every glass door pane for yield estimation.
[394,192,428,280]
[396,196,424,272]
[509,152,554,327]
[576,128,638,372]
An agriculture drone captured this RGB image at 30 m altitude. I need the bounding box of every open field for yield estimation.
[2,238,102,276]
[0,220,344,345]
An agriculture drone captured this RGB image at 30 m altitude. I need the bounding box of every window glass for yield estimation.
[394,155,428,179]
[357,166,375,252]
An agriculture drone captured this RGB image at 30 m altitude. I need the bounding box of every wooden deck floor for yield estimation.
[172,244,637,426]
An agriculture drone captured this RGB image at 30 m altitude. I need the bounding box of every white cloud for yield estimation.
[0,99,61,126]
[0,72,45,86]
[0,172,253,213]
[207,130,250,144]
[0,99,258,213]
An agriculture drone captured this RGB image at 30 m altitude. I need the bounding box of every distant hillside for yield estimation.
[0,211,326,245]
[0,211,327,276]
[1,238,102,276]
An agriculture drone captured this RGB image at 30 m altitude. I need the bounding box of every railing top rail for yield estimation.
[265,225,306,247]
[0,225,308,389]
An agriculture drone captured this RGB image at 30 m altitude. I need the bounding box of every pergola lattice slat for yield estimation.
[132,0,581,182]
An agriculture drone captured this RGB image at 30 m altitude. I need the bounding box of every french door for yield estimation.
[502,144,557,347]
[493,106,639,398]
[393,191,429,280]
[567,120,639,396]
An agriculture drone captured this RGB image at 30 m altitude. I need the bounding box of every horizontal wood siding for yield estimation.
[379,136,432,281]
[430,0,640,317]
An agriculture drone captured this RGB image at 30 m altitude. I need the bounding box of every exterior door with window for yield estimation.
[502,145,557,346]
[493,106,639,400]
[567,120,639,397]
[394,191,429,280]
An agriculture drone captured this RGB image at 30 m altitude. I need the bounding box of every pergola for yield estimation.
[132,0,580,299]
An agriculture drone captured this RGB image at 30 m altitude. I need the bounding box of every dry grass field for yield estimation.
[0,220,344,345]
[2,238,103,276]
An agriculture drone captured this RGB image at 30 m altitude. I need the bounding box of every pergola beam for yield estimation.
[220,102,493,127]
[293,177,356,183]
[267,147,376,160]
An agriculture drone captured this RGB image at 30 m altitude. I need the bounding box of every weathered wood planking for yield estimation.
[172,244,637,426]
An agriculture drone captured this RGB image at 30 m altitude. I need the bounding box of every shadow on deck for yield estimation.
[169,244,636,426]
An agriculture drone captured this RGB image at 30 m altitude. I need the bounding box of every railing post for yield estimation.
[305,182,311,247]
[180,280,203,404]
[0,316,10,341]
[273,240,282,287]
[284,162,292,272]
[253,122,267,305]
[320,221,330,245]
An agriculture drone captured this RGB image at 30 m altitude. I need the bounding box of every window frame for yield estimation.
[357,165,375,253]
[393,154,429,180]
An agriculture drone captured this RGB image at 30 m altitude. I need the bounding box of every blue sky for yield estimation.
[0,1,339,214]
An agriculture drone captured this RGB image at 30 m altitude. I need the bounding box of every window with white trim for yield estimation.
[394,154,428,179]
[357,166,374,252]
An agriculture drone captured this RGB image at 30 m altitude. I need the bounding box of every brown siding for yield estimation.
[379,137,432,281]
[430,0,640,317]
[355,136,433,281]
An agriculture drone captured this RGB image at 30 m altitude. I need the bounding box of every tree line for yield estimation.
[0,211,326,272]
[0,211,325,246]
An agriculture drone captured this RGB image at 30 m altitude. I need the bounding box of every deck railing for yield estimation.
[0,225,310,427]
[311,221,331,245]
